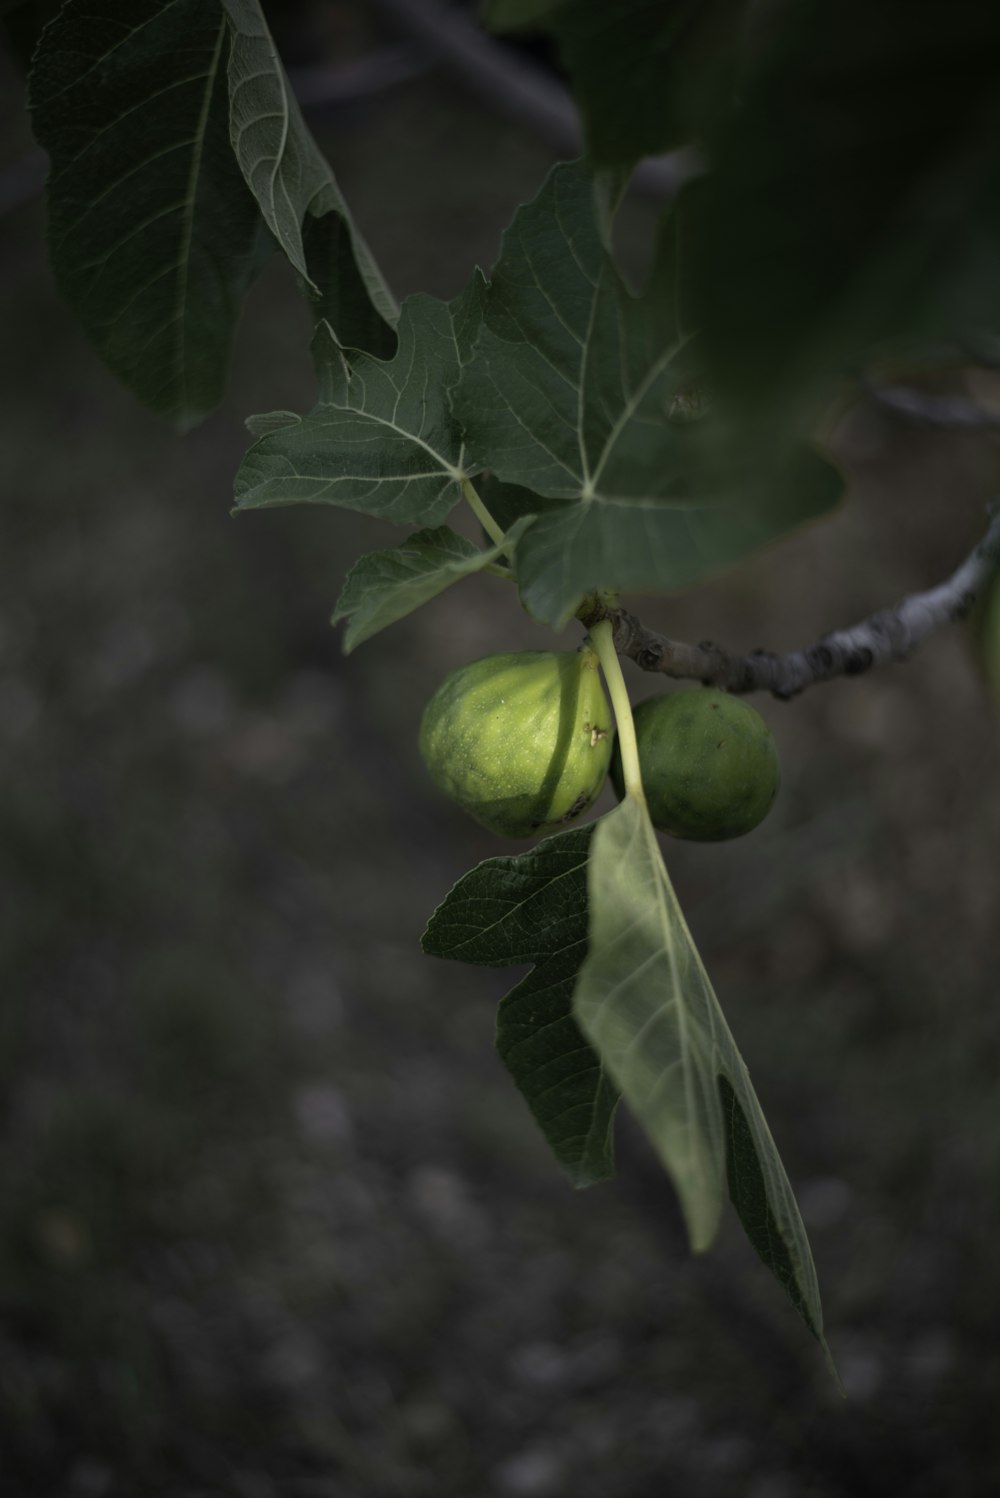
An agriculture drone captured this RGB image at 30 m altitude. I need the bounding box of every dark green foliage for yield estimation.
[577,796,826,1345]
[689,0,1000,433]
[487,0,743,168]
[221,0,398,343]
[233,281,484,523]
[454,161,841,625]
[332,523,529,653]
[28,0,267,428]
[719,1077,811,1329]
[301,207,398,359]
[424,827,619,1187]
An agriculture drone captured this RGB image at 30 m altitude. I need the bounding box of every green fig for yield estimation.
[611,688,780,840]
[419,647,614,838]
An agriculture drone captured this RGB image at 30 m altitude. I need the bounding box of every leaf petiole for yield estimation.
[589,619,644,802]
[461,476,506,547]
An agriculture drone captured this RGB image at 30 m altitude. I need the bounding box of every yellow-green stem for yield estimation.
[461,476,505,547]
[590,619,644,802]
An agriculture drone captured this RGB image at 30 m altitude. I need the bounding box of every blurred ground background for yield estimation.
[3,5,1000,1496]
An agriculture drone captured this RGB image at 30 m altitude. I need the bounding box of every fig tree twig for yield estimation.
[580,507,1000,700]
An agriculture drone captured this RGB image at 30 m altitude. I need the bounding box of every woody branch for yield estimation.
[580,507,1000,700]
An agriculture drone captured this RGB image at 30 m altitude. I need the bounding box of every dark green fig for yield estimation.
[611,688,779,840]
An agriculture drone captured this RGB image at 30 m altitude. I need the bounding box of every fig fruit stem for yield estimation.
[461,477,506,547]
[590,619,644,803]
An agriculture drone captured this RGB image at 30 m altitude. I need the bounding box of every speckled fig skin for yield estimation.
[611,688,780,840]
[419,647,614,838]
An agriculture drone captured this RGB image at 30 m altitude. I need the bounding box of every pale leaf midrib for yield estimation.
[173,18,228,417]
[589,336,690,493]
